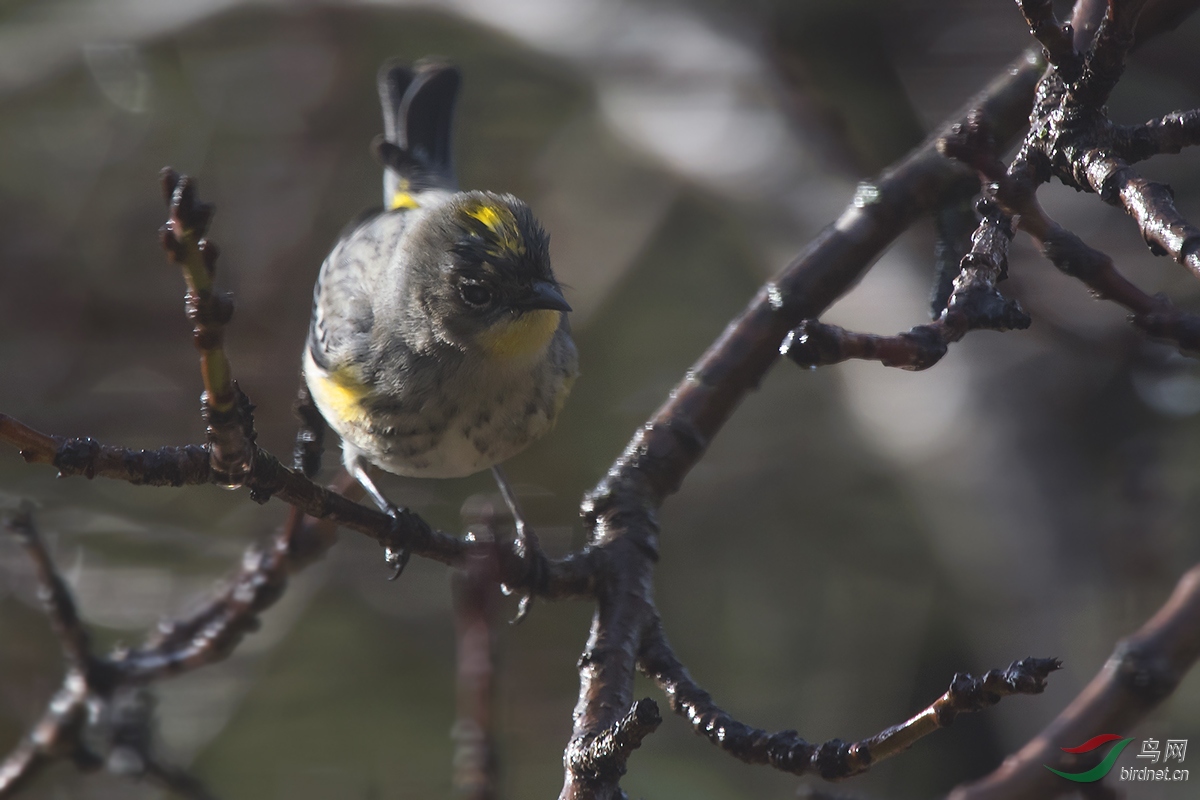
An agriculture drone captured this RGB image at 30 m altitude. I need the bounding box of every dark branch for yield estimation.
[115,502,339,682]
[0,675,92,797]
[639,617,1057,780]
[783,320,950,371]
[105,689,218,800]
[932,181,981,317]
[1118,109,1200,163]
[4,510,93,672]
[783,195,1029,372]
[937,75,1200,355]
[0,409,602,601]
[1005,0,1200,284]
[1083,152,1200,275]
[1016,0,1084,81]
[159,169,255,486]
[1076,0,1148,107]
[0,512,214,798]
[564,698,661,786]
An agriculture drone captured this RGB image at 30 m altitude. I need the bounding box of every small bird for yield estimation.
[301,59,578,577]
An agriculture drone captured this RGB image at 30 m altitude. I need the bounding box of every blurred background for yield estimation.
[2,1,1200,798]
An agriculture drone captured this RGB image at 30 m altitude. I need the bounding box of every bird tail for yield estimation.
[374,59,461,208]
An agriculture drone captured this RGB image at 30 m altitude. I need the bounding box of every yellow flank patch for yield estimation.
[309,366,372,423]
[477,310,560,360]
[390,191,420,210]
[465,200,526,256]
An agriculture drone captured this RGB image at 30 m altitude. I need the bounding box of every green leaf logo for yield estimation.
[1045,735,1134,782]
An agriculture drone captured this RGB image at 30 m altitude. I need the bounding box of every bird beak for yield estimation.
[519,280,572,313]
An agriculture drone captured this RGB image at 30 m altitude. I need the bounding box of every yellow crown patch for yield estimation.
[464,199,526,258]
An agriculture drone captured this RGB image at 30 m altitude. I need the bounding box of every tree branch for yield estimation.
[4,510,93,673]
[783,195,1029,372]
[639,617,1057,780]
[0,511,215,798]
[564,698,661,790]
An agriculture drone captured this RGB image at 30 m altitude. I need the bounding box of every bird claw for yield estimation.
[503,536,547,625]
[510,592,533,625]
[488,466,547,623]
[383,505,412,581]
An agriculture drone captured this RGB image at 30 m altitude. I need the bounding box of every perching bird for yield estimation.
[301,59,578,577]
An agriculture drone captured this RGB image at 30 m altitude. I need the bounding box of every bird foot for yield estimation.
[382,504,412,581]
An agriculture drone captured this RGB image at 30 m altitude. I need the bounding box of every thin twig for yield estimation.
[0,674,92,797]
[0,414,597,600]
[4,510,93,673]
[784,194,1029,372]
[116,490,344,682]
[638,617,1056,780]
[159,169,255,485]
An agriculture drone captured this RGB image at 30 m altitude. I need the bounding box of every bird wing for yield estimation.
[307,215,386,375]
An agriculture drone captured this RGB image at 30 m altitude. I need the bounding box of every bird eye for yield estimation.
[459,282,493,308]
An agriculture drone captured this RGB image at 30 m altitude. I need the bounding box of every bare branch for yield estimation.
[1003,0,1200,288]
[560,539,657,800]
[639,618,1057,780]
[0,412,446,558]
[784,195,1029,372]
[4,510,92,672]
[1075,149,1200,274]
[1118,109,1200,163]
[0,674,93,797]
[932,183,981,317]
[938,88,1200,355]
[159,169,254,485]
[1016,0,1084,81]
[1076,0,1149,107]
[115,501,339,682]
[564,698,661,788]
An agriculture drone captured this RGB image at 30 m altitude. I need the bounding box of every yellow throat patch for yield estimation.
[477,310,561,360]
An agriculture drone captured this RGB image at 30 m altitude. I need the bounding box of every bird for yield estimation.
[300,59,578,581]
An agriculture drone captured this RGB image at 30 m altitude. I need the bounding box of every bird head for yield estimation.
[409,190,570,360]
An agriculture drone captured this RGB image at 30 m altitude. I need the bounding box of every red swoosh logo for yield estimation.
[1061,733,1126,754]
